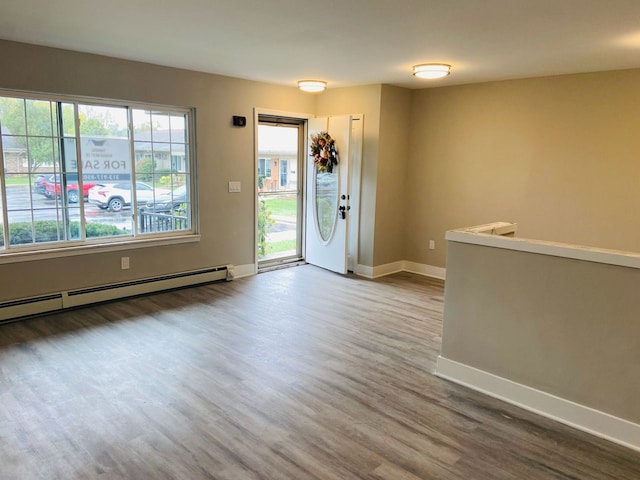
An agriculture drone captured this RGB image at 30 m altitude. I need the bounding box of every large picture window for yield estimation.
[0,92,195,255]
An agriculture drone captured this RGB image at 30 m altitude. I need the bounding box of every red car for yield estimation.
[44,174,97,203]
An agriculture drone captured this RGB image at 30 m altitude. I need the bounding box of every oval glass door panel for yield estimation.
[315,170,339,242]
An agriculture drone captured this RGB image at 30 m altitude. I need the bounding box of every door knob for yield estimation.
[338,205,350,219]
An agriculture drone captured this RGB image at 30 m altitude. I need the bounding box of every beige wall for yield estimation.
[316,85,382,267]
[441,240,640,424]
[5,38,640,301]
[407,69,640,268]
[0,40,316,300]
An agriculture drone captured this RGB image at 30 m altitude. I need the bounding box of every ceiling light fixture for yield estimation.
[298,80,327,93]
[412,64,451,79]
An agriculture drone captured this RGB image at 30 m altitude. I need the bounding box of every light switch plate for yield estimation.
[228,181,241,193]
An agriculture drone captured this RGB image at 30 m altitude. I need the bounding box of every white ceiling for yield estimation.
[2,0,640,89]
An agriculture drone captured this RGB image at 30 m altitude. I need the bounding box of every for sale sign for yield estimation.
[64,136,132,181]
[81,137,131,181]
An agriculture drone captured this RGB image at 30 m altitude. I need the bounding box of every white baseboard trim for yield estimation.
[402,261,446,280]
[232,263,257,279]
[353,264,375,277]
[435,356,640,453]
[355,261,446,280]
[357,261,404,278]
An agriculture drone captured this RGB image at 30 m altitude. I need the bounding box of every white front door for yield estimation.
[305,115,353,274]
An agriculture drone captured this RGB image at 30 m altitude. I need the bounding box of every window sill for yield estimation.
[0,234,200,265]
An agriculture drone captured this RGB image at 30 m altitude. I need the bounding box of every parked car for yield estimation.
[43,173,97,203]
[145,185,188,212]
[33,174,51,195]
[88,182,171,212]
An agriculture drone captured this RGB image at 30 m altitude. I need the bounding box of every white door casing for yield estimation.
[347,116,363,272]
[305,115,353,274]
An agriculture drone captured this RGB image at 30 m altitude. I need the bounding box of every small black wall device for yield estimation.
[232,116,247,127]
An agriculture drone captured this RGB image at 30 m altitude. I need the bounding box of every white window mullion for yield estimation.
[73,102,87,241]
[128,108,139,236]
[0,132,9,248]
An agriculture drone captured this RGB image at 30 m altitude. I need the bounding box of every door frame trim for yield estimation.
[347,115,363,272]
[253,108,313,273]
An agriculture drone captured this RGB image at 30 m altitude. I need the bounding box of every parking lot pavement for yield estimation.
[3,184,133,230]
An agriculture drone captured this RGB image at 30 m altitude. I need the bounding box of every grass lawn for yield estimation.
[4,176,32,186]
[263,197,297,217]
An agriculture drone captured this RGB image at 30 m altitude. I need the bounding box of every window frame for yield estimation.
[0,89,199,263]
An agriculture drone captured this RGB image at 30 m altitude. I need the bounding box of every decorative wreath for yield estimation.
[310,131,338,173]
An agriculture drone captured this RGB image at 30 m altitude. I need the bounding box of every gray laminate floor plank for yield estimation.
[0,265,638,479]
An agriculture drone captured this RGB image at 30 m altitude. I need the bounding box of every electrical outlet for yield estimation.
[121,256,130,270]
[429,240,435,250]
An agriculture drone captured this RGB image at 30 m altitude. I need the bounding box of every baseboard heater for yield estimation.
[0,265,232,323]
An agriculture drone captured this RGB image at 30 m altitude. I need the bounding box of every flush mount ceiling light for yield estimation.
[412,64,451,79]
[298,80,327,92]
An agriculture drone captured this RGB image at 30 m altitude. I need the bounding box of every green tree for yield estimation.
[257,199,275,258]
[0,97,122,172]
[78,105,127,137]
[79,116,110,136]
[136,157,156,181]
[0,97,56,171]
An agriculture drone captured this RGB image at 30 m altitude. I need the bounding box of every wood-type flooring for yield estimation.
[1,265,639,479]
